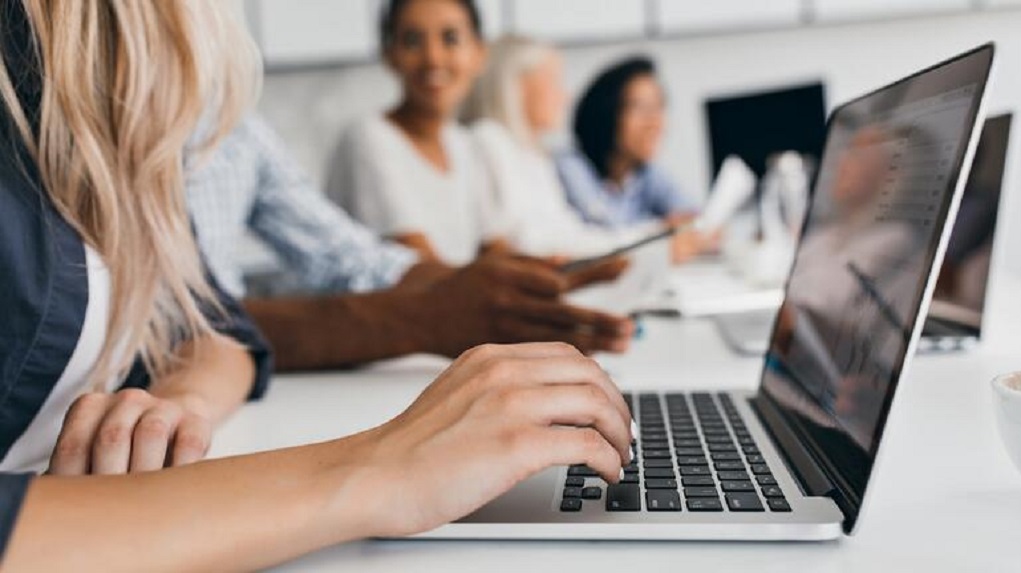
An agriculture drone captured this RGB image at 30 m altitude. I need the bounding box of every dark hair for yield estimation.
[573,56,657,178]
[380,0,483,47]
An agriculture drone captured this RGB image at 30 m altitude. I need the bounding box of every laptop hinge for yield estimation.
[751,394,837,499]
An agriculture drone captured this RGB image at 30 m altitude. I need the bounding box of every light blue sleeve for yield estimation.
[555,150,608,225]
[245,117,419,294]
[643,164,696,217]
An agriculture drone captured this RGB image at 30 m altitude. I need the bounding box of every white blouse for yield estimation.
[327,116,502,266]
[0,246,115,473]
[470,119,656,259]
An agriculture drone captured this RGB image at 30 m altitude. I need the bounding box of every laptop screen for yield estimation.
[759,45,994,532]
[926,114,1013,337]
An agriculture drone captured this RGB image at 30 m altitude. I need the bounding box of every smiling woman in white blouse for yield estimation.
[326,0,505,266]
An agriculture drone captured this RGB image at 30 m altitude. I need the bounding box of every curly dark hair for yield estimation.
[380,0,483,47]
[573,56,658,178]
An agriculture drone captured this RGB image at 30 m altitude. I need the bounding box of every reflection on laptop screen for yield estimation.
[760,46,993,517]
[927,114,1012,337]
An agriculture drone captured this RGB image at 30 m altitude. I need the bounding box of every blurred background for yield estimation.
[239,0,1021,273]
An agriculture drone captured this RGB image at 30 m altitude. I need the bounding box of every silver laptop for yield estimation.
[718,112,1012,357]
[420,44,995,541]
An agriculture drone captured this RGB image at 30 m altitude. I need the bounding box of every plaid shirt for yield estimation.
[187,115,418,298]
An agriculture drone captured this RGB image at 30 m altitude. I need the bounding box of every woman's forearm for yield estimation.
[5,435,378,572]
[148,334,255,424]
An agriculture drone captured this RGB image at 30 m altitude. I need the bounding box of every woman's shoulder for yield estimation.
[338,115,396,154]
[468,118,508,139]
[554,148,600,182]
[467,119,518,154]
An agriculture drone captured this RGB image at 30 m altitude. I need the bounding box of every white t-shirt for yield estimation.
[327,116,501,266]
[471,119,656,259]
[0,247,115,473]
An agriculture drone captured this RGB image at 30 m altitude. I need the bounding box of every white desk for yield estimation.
[210,276,1021,572]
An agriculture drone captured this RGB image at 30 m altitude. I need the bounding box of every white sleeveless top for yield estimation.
[0,246,115,473]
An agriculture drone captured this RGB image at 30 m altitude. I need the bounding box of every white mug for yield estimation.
[991,372,1021,474]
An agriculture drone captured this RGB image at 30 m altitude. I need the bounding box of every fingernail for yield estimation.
[630,419,638,439]
[618,468,625,482]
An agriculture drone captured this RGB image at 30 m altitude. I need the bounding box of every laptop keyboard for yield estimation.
[560,392,792,513]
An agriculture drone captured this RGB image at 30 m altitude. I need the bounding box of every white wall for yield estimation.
[256,10,1021,271]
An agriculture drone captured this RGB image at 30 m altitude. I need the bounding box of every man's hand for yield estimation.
[48,388,213,475]
[415,255,635,358]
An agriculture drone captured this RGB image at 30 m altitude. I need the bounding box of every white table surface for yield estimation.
[210,274,1021,572]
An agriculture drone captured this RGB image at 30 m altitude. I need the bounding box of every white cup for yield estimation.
[991,372,1021,474]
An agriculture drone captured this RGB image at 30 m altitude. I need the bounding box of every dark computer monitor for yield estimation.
[926,113,1013,338]
[705,82,828,182]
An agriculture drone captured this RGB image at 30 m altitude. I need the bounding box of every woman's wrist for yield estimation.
[312,427,403,542]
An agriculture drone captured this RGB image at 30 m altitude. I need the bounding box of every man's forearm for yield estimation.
[243,288,434,371]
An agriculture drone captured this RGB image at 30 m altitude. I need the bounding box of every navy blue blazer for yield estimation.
[0,1,273,556]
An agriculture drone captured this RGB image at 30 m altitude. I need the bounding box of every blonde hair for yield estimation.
[462,35,556,147]
[0,0,262,384]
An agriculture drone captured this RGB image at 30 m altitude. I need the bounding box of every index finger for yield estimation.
[496,259,568,298]
[564,256,631,291]
[509,297,635,336]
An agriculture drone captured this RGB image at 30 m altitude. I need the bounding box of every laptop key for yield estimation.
[708,443,737,453]
[645,478,678,489]
[718,471,750,481]
[565,477,585,488]
[606,484,641,511]
[641,440,670,449]
[676,456,707,466]
[674,439,702,448]
[643,449,672,459]
[560,498,582,512]
[761,486,785,498]
[726,493,765,512]
[687,497,724,512]
[683,487,719,498]
[721,481,755,493]
[767,498,792,512]
[682,476,716,486]
[757,475,778,486]
[746,455,765,464]
[621,473,640,484]
[645,468,676,478]
[714,461,746,471]
[751,464,772,475]
[680,466,711,476]
[582,487,603,500]
[646,490,682,512]
[675,448,705,457]
[568,466,599,477]
[711,452,742,461]
[563,487,583,498]
[643,459,674,469]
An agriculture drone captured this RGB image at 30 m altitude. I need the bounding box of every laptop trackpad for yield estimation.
[457,468,561,524]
